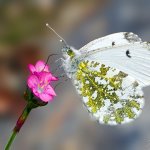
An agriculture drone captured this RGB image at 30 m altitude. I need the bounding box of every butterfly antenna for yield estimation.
[42,53,59,71]
[46,23,67,47]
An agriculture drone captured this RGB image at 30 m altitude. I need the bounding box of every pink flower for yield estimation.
[29,60,49,73]
[28,60,58,81]
[27,60,58,102]
[28,72,57,102]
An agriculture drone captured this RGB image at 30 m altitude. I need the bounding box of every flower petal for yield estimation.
[35,60,49,72]
[28,64,36,74]
[38,72,53,84]
[27,75,39,89]
[45,85,56,96]
[39,72,58,82]
[39,93,53,102]
[43,65,49,72]
[51,76,59,81]
[32,88,40,97]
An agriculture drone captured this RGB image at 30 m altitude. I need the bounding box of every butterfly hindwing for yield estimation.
[73,60,144,125]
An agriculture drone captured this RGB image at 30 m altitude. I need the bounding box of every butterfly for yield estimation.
[46,24,150,125]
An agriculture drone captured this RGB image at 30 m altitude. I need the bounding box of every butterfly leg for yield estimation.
[55,58,66,64]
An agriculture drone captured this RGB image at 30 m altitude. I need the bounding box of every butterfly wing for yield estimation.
[79,32,142,53]
[79,32,150,87]
[73,60,144,125]
[71,32,148,125]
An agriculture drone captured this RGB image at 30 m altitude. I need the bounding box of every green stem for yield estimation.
[5,104,32,150]
[5,131,17,150]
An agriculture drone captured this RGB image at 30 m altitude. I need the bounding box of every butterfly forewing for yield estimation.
[79,32,142,53]
[79,32,150,87]
[73,60,144,125]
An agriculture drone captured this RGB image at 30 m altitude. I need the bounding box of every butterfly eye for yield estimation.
[67,49,75,58]
[62,47,75,59]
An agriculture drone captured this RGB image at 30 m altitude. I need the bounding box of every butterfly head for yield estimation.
[62,46,77,59]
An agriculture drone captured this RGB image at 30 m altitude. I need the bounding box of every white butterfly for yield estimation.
[46,24,150,125]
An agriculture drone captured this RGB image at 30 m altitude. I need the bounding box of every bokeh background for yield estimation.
[1,0,150,150]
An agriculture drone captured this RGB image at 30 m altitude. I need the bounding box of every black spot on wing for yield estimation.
[126,50,131,58]
[112,41,115,46]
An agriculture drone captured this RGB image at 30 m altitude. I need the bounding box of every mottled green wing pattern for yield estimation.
[74,60,144,125]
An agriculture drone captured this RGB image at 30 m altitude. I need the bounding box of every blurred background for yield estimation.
[1,0,150,150]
